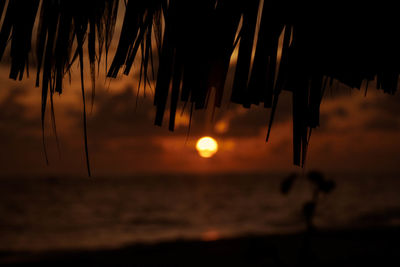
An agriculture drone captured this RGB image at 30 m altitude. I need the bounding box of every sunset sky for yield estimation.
[0,5,400,177]
[1,63,400,177]
[3,4,400,267]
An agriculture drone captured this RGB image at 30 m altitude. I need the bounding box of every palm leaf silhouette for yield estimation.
[0,0,398,174]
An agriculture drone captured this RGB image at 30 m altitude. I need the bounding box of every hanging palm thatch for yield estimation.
[0,0,399,175]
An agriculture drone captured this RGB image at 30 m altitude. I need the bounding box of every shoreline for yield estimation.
[1,226,399,266]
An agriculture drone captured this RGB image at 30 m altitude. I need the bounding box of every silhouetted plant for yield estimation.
[281,170,335,232]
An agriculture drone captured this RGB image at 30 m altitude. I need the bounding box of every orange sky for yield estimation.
[1,62,400,177]
[0,4,400,177]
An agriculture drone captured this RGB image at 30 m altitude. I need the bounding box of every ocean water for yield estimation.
[1,172,400,251]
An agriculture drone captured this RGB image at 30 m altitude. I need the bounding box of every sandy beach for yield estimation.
[1,226,399,266]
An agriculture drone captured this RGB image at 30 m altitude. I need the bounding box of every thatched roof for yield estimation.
[0,0,399,175]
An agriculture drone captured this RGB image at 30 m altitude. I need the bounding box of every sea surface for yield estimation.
[1,172,400,251]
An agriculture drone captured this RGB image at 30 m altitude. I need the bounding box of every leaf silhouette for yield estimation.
[0,1,399,174]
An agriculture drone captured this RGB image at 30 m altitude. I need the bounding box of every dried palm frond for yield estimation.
[0,0,399,174]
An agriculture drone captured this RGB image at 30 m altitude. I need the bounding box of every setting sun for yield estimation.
[196,137,218,158]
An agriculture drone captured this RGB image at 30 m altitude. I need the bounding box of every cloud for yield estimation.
[357,91,400,132]
[210,91,293,138]
[363,116,400,131]
[0,86,51,175]
[359,91,400,115]
[85,86,157,137]
[0,85,41,140]
[1,57,400,176]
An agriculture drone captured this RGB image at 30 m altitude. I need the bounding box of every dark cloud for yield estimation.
[0,87,49,175]
[88,135,164,156]
[359,91,400,115]
[332,106,349,118]
[320,105,349,124]
[86,86,157,137]
[214,91,293,138]
[357,92,400,131]
[270,138,291,155]
[66,86,186,139]
[0,86,40,140]
[0,84,167,176]
[218,106,269,137]
[318,105,351,133]
[71,85,296,140]
[363,116,400,131]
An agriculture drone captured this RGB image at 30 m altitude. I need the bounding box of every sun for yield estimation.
[196,136,218,158]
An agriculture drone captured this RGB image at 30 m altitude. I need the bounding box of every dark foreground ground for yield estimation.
[1,227,399,267]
